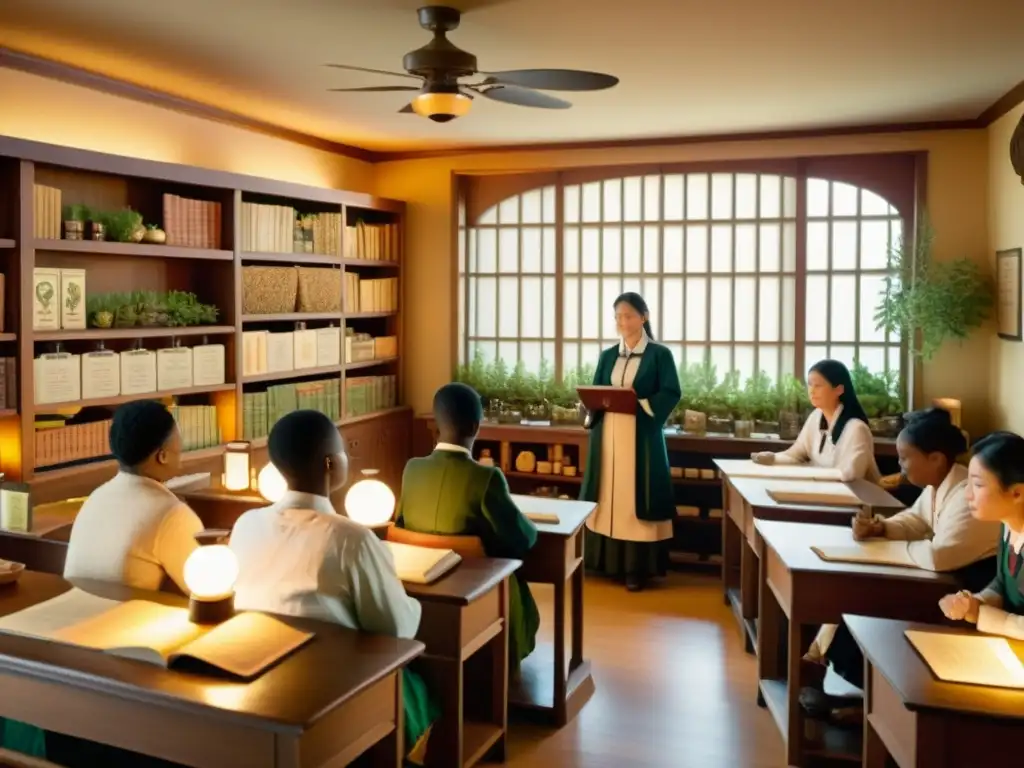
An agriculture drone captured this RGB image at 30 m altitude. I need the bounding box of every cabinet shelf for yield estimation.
[33,383,236,412]
[345,357,398,371]
[342,258,399,268]
[242,365,343,385]
[0,239,14,249]
[242,312,342,323]
[35,239,233,261]
[241,251,342,266]
[34,326,235,342]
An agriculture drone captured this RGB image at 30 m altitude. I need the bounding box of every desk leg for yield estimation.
[552,576,568,726]
[570,561,584,668]
[755,554,784,708]
[421,658,463,768]
[739,538,759,653]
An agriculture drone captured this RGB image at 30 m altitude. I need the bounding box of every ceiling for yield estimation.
[1,0,1023,154]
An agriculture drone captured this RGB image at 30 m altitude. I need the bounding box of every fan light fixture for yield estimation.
[411,90,471,122]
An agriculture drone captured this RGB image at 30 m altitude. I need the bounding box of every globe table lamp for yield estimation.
[344,469,395,527]
[257,462,288,503]
[184,530,239,624]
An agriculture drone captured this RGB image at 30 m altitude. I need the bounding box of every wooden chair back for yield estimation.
[385,526,486,559]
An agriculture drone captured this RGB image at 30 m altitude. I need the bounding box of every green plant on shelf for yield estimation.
[94,208,144,243]
[744,370,780,423]
[61,203,91,222]
[86,290,219,329]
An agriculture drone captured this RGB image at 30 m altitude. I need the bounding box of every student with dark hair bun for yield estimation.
[800,408,1000,724]
[940,430,1024,641]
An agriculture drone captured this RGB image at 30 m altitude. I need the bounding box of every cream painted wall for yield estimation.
[988,104,1024,432]
[377,130,994,435]
[0,68,374,192]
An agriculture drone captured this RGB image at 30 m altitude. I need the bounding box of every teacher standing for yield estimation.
[580,292,681,592]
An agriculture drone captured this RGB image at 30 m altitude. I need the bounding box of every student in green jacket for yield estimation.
[940,431,1024,638]
[396,382,539,671]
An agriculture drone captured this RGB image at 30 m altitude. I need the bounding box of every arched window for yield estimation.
[458,162,909,387]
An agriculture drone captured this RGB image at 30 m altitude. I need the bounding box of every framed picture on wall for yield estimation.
[997,248,1023,341]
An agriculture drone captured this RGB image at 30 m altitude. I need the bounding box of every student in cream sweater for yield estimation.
[752,359,880,483]
[800,409,999,723]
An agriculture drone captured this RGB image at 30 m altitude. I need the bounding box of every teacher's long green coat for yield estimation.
[579,341,680,523]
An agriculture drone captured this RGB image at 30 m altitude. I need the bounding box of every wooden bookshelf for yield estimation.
[0,135,410,503]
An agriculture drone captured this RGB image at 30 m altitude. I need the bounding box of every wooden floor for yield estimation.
[504,572,786,768]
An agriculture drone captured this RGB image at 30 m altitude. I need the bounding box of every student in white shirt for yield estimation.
[229,410,437,765]
[752,359,880,483]
[63,400,203,593]
[940,431,1024,641]
[800,409,998,724]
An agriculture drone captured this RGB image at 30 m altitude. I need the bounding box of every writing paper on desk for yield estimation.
[714,460,842,482]
[524,512,560,524]
[811,540,917,568]
[905,630,1024,689]
[765,481,861,506]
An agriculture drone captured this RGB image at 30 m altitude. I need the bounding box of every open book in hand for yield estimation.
[0,591,312,680]
[384,540,461,584]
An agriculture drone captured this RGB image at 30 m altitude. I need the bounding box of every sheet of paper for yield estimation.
[905,630,1024,689]
[524,512,560,524]
[0,589,121,637]
[714,459,842,481]
[811,541,917,568]
[765,481,861,506]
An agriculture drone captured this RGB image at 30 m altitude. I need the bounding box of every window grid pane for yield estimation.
[460,175,905,391]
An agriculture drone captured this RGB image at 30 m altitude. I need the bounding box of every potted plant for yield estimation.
[777,374,807,440]
[746,371,781,435]
[733,385,757,438]
[62,203,89,240]
[708,370,739,434]
[875,216,992,361]
[94,208,145,243]
[681,358,717,434]
[143,223,167,244]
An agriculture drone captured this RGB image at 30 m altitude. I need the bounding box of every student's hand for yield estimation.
[751,451,775,465]
[851,517,885,541]
[939,591,980,623]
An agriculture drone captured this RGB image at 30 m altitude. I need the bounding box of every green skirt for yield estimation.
[0,718,46,759]
[508,573,539,673]
[584,528,669,581]
[403,667,439,765]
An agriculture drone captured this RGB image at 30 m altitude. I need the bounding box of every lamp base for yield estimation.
[188,594,234,624]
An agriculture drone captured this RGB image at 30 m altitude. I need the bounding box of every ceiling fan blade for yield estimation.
[476,85,571,110]
[328,86,421,93]
[399,104,414,114]
[324,64,420,81]
[480,69,618,92]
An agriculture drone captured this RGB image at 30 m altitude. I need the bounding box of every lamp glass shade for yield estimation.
[223,441,251,492]
[411,91,471,119]
[257,462,288,503]
[344,471,395,526]
[183,544,239,600]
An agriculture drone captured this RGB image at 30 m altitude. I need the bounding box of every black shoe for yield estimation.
[626,575,643,592]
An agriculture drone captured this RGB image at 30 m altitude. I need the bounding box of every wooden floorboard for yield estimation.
[504,572,786,767]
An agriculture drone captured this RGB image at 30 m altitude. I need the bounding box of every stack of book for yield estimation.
[343,221,400,261]
[162,194,222,249]
[242,377,341,440]
[344,275,399,313]
[345,375,397,418]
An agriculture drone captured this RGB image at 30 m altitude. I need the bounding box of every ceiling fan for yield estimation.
[325,5,619,123]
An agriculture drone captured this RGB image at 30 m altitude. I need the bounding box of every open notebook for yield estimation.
[384,540,461,584]
[0,589,312,680]
[811,540,917,568]
[511,494,562,524]
[765,481,861,506]
[714,460,842,482]
[905,629,1024,689]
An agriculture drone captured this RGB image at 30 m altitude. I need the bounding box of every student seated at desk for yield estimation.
[800,409,1000,723]
[940,431,1024,640]
[229,410,437,765]
[396,382,539,671]
[64,399,204,592]
[751,359,880,483]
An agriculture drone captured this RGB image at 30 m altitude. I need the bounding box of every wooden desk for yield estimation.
[754,520,957,768]
[403,558,521,768]
[0,572,424,767]
[716,471,903,654]
[844,615,1024,767]
[509,494,597,727]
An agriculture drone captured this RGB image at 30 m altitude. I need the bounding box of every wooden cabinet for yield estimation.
[340,407,411,493]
